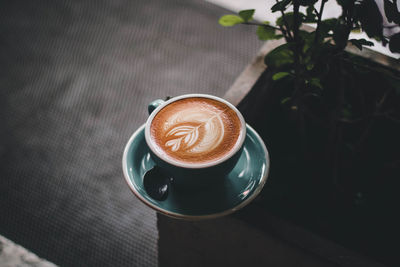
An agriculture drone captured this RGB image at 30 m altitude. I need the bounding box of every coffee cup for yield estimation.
[144,94,246,188]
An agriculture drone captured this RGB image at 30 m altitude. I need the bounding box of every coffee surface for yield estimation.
[150,97,242,164]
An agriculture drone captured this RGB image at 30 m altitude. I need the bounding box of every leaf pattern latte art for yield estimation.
[163,110,225,153]
[165,125,200,151]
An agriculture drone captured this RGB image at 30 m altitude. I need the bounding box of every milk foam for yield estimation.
[164,109,224,154]
[150,97,242,164]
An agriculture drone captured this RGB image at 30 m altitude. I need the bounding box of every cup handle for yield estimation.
[148,96,173,114]
[148,99,165,115]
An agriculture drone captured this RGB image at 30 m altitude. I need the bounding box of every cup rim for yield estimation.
[144,94,247,169]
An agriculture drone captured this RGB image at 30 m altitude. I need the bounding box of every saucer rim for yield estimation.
[122,123,270,220]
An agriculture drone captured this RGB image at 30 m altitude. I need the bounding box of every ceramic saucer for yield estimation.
[122,124,270,220]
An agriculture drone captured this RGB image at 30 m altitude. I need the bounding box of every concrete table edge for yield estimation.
[0,235,57,267]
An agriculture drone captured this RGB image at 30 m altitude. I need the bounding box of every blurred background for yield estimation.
[0,0,261,266]
[2,0,399,266]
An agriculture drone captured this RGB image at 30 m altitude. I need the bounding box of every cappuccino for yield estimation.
[150,97,242,165]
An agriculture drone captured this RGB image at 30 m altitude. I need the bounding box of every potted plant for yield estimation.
[218,1,400,266]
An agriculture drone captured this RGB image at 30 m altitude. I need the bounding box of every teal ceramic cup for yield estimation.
[144,94,247,188]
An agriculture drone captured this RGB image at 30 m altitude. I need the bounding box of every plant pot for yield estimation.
[157,42,399,267]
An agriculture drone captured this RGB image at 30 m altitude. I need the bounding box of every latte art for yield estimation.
[150,97,242,164]
[165,110,224,153]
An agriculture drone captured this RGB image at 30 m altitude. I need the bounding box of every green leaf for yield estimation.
[256,25,279,40]
[309,78,323,89]
[299,30,315,54]
[351,28,362,33]
[219,15,244,26]
[238,9,255,22]
[356,0,383,39]
[306,6,314,16]
[276,12,306,29]
[299,30,314,44]
[304,6,317,23]
[349,38,374,50]
[272,72,290,80]
[299,0,318,7]
[265,43,294,68]
[276,12,294,27]
[389,33,400,53]
[281,97,291,104]
[271,0,291,13]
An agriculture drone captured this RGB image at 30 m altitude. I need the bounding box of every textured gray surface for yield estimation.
[0,0,260,266]
[0,236,57,267]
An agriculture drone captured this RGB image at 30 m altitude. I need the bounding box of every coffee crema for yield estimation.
[150,97,242,164]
